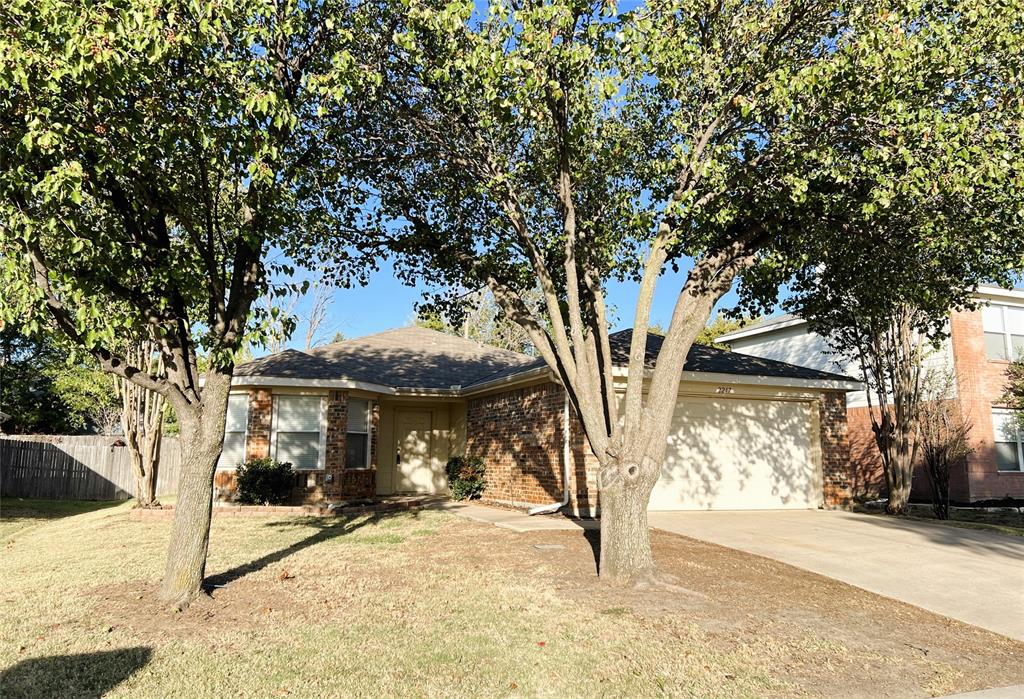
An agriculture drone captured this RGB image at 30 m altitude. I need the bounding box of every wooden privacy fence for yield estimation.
[0,436,182,500]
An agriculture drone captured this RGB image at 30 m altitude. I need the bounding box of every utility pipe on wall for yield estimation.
[528,390,572,516]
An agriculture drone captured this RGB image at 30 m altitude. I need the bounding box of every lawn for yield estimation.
[854,502,1024,537]
[0,498,123,540]
[2,501,1023,698]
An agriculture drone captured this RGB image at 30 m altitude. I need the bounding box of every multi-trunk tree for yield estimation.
[115,339,167,508]
[358,0,1023,581]
[1,0,381,607]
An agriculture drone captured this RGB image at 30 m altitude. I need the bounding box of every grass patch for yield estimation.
[905,516,1023,537]
[853,503,1024,537]
[1,501,1021,698]
[0,505,784,698]
[1,498,125,540]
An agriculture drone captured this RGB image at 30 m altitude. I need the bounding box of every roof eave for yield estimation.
[608,365,860,391]
[230,375,398,394]
[458,365,555,396]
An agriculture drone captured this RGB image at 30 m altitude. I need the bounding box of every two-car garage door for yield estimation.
[648,395,822,511]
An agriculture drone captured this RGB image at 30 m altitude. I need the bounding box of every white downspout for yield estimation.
[528,390,572,516]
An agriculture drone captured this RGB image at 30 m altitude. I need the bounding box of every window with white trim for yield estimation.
[346,398,370,469]
[219,394,248,469]
[982,304,1024,361]
[992,409,1024,472]
[272,395,324,470]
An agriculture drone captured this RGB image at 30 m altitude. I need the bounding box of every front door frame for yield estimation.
[394,408,434,493]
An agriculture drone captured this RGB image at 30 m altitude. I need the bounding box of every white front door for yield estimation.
[395,410,436,493]
[649,396,821,510]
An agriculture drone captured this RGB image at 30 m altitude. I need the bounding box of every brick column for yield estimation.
[245,389,272,460]
[323,390,348,499]
[819,392,852,509]
[370,400,380,470]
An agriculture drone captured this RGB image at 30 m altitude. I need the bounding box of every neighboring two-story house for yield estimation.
[718,285,1024,504]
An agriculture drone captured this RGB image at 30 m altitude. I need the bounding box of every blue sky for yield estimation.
[273,258,750,353]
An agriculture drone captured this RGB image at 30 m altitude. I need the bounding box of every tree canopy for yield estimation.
[0,0,385,607]
[349,0,1024,579]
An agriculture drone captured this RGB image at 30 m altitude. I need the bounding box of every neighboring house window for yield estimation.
[272,395,325,470]
[346,398,370,469]
[992,409,1024,472]
[982,304,1024,361]
[219,394,248,469]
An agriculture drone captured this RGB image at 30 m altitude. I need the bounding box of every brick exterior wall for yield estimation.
[845,406,885,500]
[464,383,599,516]
[838,307,1022,503]
[949,307,1022,501]
[216,389,378,505]
[819,392,853,508]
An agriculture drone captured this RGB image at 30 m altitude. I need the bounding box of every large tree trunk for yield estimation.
[158,373,231,609]
[598,453,661,583]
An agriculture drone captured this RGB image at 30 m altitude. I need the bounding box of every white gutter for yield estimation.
[231,375,398,394]
[606,366,862,392]
[529,391,572,516]
[459,365,553,396]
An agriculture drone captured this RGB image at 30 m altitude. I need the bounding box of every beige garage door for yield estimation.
[648,396,821,511]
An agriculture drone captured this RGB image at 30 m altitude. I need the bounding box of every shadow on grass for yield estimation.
[582,527,600,575]
[203,510,418,590]
[0,497,124,521]
[0,647,151,699]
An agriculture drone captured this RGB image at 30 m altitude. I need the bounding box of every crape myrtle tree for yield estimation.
[358,0,1024,581]
[0,0,383,607]
[765,112,1024,514]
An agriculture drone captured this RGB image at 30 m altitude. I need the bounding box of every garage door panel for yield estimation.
[649,397,820,511]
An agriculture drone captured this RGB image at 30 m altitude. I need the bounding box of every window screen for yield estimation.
[219,394,248,469]
[346,399,370,469]
[992,410,1023,472]
[983,304,1024,361]
[273,395,323,470]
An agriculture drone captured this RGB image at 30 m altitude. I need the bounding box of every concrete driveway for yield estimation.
[646,509,1024,642]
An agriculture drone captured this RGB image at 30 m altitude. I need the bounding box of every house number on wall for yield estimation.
[715,386,735,394]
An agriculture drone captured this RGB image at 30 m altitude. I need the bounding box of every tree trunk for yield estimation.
[886,472,911,515]
[158,374,230,609]
[135,455,159,507]
[599,456,659,583]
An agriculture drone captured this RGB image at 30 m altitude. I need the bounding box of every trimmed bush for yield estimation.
[445,456,486,501]
[235,457,293,505]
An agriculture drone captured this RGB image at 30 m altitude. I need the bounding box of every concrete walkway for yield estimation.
[435,500,597,531]
[646,509,1024,642]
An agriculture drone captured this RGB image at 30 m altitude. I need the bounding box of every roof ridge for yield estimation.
[312,325,535,360]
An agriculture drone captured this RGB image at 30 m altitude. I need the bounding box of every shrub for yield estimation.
[235,458,293,505]
[445,456,486,501]
[919,371,973,520]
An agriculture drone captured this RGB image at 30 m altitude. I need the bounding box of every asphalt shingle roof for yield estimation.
[236,327,538,390]
[235,326,857,391]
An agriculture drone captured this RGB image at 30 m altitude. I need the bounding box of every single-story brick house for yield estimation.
[221,326,860,514]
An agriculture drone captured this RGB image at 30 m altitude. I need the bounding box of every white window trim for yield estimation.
[269,394,327,471]
[992,408,1024,473]
[219,393,249,471]
[346,398,372,470]
[984,303,1024,362]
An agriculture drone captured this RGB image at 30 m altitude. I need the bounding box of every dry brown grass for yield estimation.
[1,500,1022,698]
